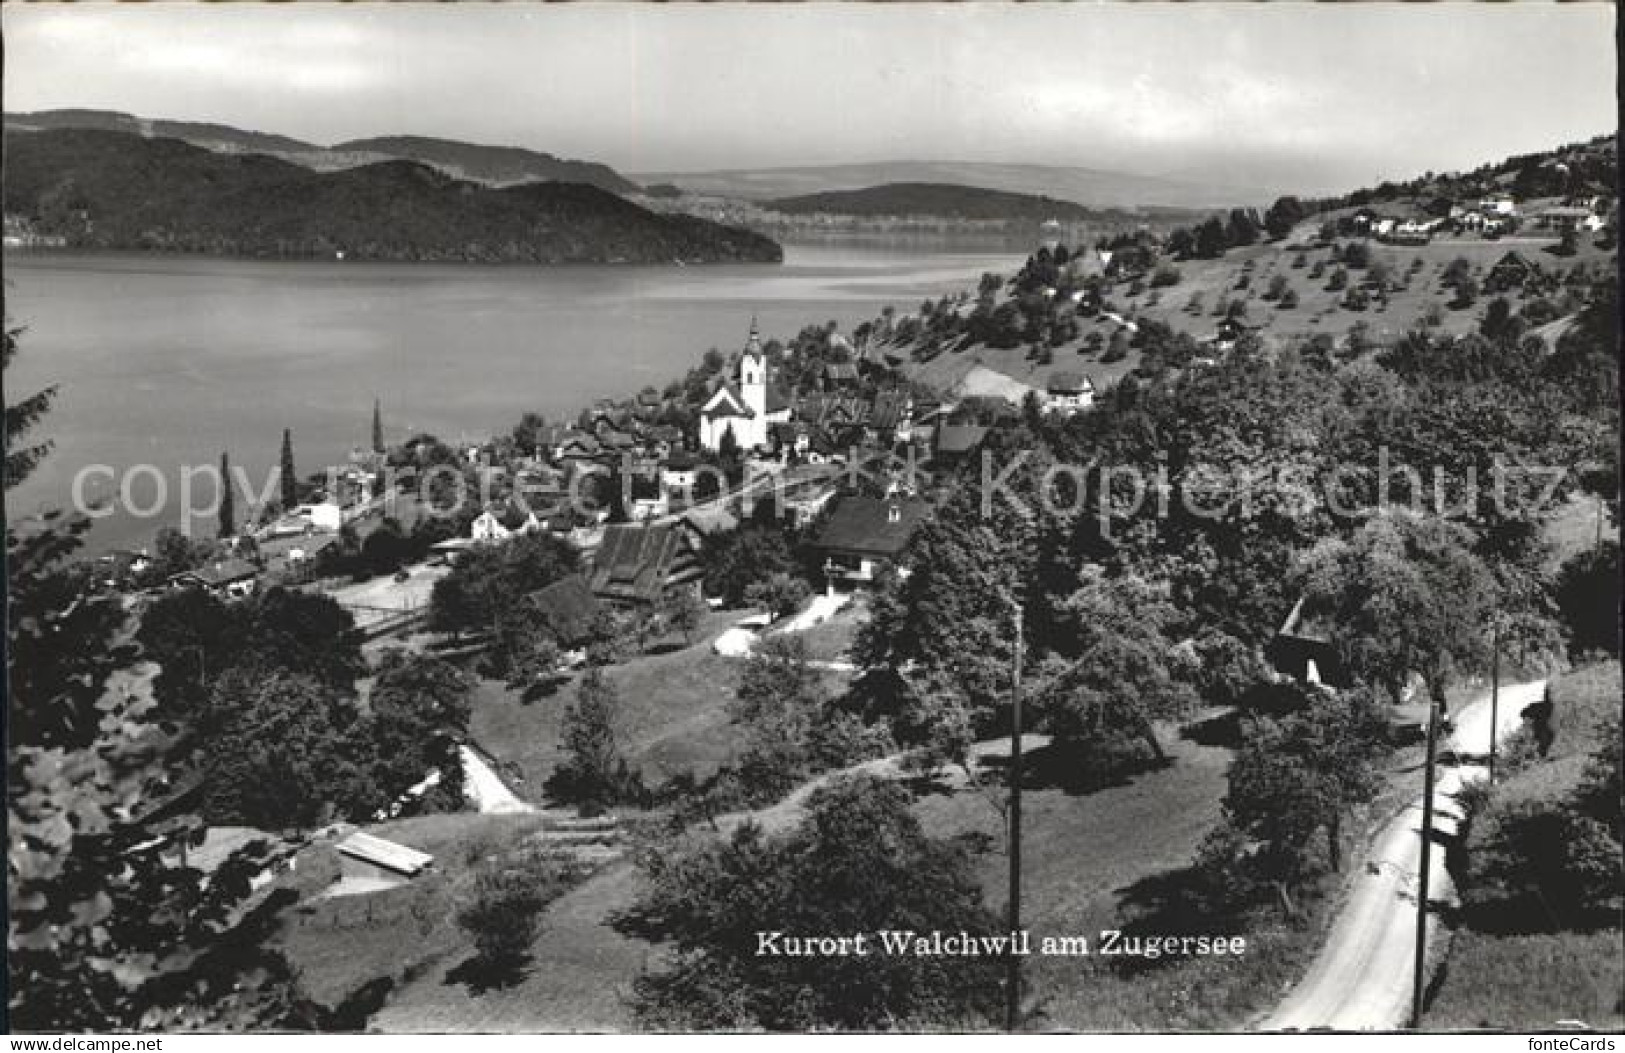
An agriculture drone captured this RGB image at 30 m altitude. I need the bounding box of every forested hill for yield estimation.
[329,135,638,193]
[765,182,1142,221]
[2,129,782,264]
[5,108,319,154]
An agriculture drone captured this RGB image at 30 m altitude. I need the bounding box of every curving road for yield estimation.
[1260,680,1547,1031]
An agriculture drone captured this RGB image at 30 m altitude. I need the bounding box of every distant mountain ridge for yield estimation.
[765,181,1158,222]
[4,109,639,194]
[328,135,637,193]
[635,160,1270,210]
[3,128,781,265]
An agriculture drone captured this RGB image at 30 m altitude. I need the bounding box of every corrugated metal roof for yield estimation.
[336,831,433,876]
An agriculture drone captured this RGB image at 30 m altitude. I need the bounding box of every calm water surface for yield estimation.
[4,242,1025,552]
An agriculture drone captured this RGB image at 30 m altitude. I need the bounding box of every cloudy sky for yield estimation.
[4,3,1615,192]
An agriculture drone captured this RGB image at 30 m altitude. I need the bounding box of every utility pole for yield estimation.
[1006,603,1024,1034]
[1412,701,1441,1029]
[1488,621,1502,783]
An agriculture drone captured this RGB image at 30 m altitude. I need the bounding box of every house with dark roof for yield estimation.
[1266,596,1346,687]
[524,574,604,648]
[1044,371,1096,414]
[823,361,861,390]
[587,523,705,605]
[934,423,990,464]
[169,558,259,598]
[811,496,931,590]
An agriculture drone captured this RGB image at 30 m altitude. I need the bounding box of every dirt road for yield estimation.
[1261,680,1548,1030]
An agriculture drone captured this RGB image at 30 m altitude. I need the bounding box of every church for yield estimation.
[699,319,792,451]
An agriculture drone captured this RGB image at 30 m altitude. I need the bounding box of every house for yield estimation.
[869,391,914,446]
[1480,195,1518,217]
[470,506,541,542]
[1044,372,1096,415]
[811,496,932,591]
[699,320,792,451]
[660,451,704,496]
[1534,205,1599,233]
[335,831,433,892]
[523,574,604,648]
[558,433,602,465]
[1266,596,1346,688]
[587,523,704,605]
[823,361,861,390]
[679,506,740,550]
[934,423,990,464]
[625,473,668,520]
[170,558,258,599]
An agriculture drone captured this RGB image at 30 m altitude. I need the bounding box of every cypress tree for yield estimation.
[372,398,384,454]
[279,428,297,510]
[218,451,236,539]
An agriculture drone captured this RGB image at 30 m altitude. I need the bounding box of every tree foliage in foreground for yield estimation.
[615,776,1004,1030]
[7,330,307,1030]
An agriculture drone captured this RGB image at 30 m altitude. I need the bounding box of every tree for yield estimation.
[615,776,1004,1030]
[372,397,385,454]
[662,588,709,645]
[510,411,547,456]
[1264,196,1305,241]
[702,524,798,607]
[457,860,548,982]
[547,666,640,809]
[718,422,741,462]
[745,572,811,623]
[1226,208,1260,248]
[367,651,472,811]
[8,331,304,1030]
[1554,541,1620,656]
[218,451,235,538]
[1194,216,1228,259]
[279,429,297,511]
[1295,512,1497,705]
[1222,688,1387,914]
[201,668,373,829]
[1032,569,1198,765]
[429,531,581,638]
[4,324,55,491]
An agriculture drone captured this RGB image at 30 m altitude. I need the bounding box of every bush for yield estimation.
[1555,542,1620,657]
[1464,798,1623,932]
[1150,263,1181,288]
[457,850,589,983]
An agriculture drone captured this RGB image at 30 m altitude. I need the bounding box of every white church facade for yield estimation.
[699,320,791,452]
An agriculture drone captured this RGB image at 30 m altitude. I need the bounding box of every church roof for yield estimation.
[701,383,754,420]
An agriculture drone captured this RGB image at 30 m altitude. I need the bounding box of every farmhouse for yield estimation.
[587,522,704,605]
[523,574,604,648]
[811,495,932,590]
[1266,596,1346,688]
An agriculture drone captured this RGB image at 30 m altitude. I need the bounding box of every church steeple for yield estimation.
[744,315,763,358]
[740,316,767,417]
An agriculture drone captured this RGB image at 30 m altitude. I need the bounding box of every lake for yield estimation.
[3,241,1027,553]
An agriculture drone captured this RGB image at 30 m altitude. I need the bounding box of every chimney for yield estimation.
[887,503,902,524]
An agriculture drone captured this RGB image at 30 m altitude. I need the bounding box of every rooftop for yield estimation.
[813,496,932,559]
[336,831,433,877]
